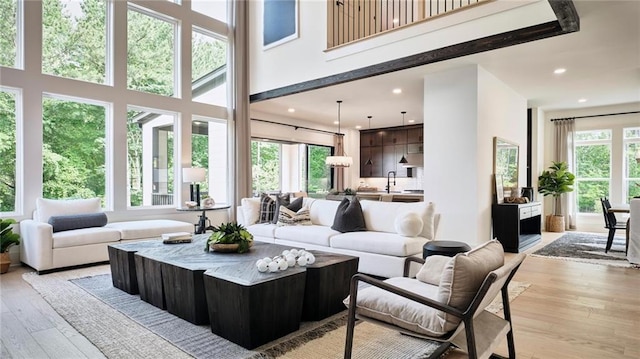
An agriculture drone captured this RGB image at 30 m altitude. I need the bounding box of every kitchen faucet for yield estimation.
[386,171,396,194]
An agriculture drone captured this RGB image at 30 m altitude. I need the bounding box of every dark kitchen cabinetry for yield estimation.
[359,124,422,178]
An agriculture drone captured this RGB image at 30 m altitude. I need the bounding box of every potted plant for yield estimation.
[205,222,254,253]
[538,161,575,232]
[1,219,21,274]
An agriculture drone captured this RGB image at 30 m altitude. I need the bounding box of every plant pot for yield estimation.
[0,252,11,274]
[546,215,565,232]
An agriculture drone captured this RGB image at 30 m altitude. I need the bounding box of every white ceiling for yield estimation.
[250,0,640,130]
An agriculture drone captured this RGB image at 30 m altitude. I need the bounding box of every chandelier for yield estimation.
[325,100,353,168]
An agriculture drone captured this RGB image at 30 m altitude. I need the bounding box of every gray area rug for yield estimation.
[531,232,635,268]
[23,265,450,358]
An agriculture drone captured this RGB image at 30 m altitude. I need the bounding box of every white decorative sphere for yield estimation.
[282,250,290,256]
[290,249,299,256]
[257,261,268,272]
[286,255,296,267]
[278,260,288,271]
[305,253,316,265]
[263,257,272,263]
[268,261,279,272]
[297,256,308,266]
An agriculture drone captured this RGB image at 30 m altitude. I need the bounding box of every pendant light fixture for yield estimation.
[325,100,353,167]
[365,115,373,166]
[399,111,408,164]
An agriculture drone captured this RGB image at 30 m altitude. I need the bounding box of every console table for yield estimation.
[492,202,542,253]
[176,204,230,234]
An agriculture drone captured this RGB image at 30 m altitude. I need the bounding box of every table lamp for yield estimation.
[183,167,206,207]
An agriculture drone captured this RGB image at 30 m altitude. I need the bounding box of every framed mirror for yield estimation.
[493,137,519,190]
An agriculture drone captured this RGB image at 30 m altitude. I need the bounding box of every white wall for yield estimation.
[424,65,526,246]
[249,0,554,94]
[541,102,640,233]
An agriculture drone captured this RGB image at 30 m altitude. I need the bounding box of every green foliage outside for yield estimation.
[308,145,331,194]
[251,141,280,194]
[0,0,226,210]
[575,144,610,213]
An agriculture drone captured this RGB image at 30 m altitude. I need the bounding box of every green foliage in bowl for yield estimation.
[206,222,254,253]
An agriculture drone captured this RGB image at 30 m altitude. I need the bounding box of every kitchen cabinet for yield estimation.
[359,124,423,178]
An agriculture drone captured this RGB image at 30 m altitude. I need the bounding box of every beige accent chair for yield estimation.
[344,240,526,359]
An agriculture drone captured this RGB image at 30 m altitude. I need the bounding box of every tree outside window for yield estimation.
[574,130,611,213]
[624,127,640,202]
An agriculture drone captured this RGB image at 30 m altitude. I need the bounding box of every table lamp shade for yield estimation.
[183,167,206,207]
[183,167,206,183]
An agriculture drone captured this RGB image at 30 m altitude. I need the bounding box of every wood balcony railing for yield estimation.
[328,0,487,48]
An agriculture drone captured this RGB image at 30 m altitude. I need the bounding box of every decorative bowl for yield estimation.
[184,201,197,208]
[210,241,253,253]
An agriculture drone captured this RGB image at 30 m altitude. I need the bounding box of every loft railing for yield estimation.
[328,0,486,48]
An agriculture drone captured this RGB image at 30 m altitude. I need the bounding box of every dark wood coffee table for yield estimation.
[108,237,359,330]
[204,262,307,349]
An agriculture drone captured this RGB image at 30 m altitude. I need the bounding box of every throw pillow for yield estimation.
[277,206,312,226]
[271,193,296,224]
[258,193,276,223]
[48,212,108,233]
[331,197,366,233]
[241,198,261,225]
[415,255,452,285]
[436,239,504,331]
[394,212,424,237]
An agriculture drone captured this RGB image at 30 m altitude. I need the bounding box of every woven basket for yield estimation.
[209,241,253,253]
[546,215,565,232]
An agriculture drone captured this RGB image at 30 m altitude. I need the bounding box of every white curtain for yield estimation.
[554,119,576,230]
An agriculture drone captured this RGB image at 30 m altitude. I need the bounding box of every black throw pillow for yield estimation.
[331,197,367,233]
[48,212,108,233]
[271,193,294,224]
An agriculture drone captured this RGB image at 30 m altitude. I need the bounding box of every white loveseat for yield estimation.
[237,197,440,278]
[20,198,193,273]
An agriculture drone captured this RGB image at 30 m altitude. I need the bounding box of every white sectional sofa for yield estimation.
[237,197,439,278]
[20,198,193,273]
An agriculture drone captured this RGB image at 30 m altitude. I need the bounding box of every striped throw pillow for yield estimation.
[277,206,312,226]
[258,193,276,223]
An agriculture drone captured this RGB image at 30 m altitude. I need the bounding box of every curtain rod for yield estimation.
[251,118,338,135]
[550,111,640,122]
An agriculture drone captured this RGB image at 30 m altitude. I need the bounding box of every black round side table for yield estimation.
[423,240,472,259]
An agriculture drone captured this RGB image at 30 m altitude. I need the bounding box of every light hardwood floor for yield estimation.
[1,232,639,359]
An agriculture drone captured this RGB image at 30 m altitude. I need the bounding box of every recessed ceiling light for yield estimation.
[554,68,566,74]
[333,121,339,125]
[578,98,587,103]
[408,120,415,123]
[392,88,402,94]
[287,108,295,113]
[355,125,362,129]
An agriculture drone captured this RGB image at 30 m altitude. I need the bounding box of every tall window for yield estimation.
[42,0,107,84]
[252,140,281,194]
[127,107,176,207]
[42,95,106,201]
[192,117,228,204]
[192,27,227,106]
[574,130,611,213]
[0,0,231,214]
[0,0,18,68]
[0,88,18,212]
[624,127,640,202]
[307,145,332,196]
[127,6,176,96]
